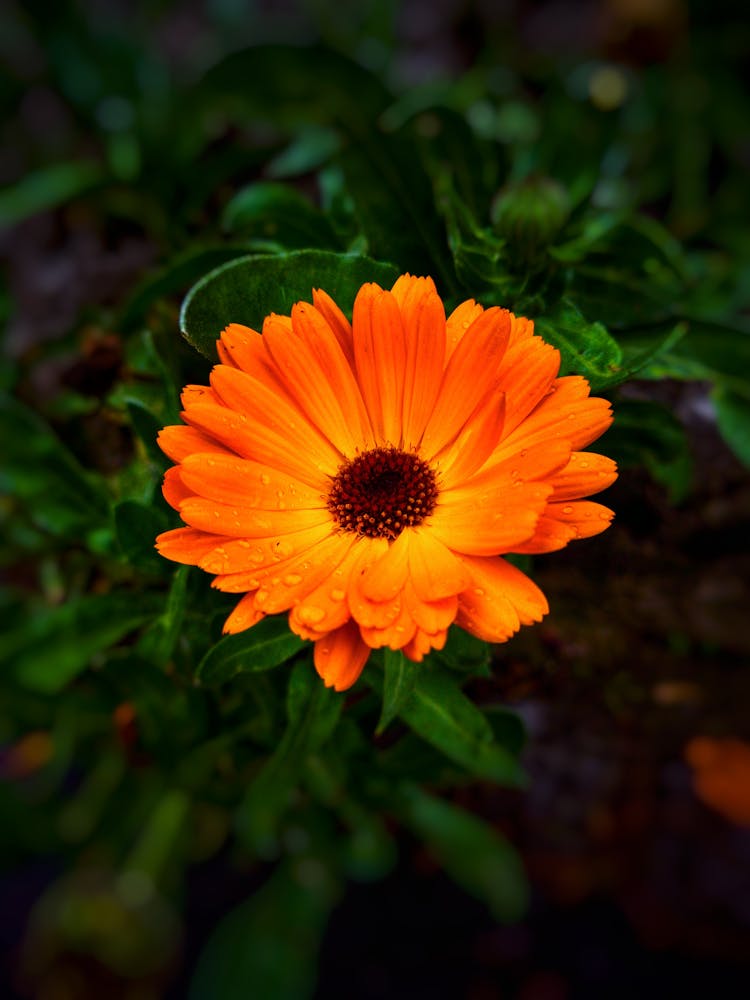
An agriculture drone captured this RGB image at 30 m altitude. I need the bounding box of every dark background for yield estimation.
[2,1,749,997]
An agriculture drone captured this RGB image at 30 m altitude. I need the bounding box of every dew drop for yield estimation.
[255,588,270,605]
[284,573,303,586]
[238,540,250,549]
[274,540,293,559]
[249,548,265,565]
[474,587,485,597]
[260,473,271,485]
[580,461,590,469]
[563,505,573,514]
[330,589,345,602]
[299,605,325,625]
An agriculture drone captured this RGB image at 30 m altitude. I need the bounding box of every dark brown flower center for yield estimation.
[327,447,438,540]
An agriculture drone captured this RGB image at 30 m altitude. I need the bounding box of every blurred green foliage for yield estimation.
[1,0,748,995]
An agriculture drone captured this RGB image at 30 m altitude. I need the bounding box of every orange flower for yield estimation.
[156,275,617,690]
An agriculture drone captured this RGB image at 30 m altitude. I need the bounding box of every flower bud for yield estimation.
[491,176,571,263]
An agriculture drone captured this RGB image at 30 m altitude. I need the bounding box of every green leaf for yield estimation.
[536,299,623,391]
[266,126,341,179]
[0,393,109,539]
[180,250,399,359]
[222,182,340,250]
[432,626,491,676]
[126,399,168,467]
[0,161,103,226]
[189,861,339,1000]
[376,649,415,735]
[5,592,165,693]
[377,669,524,786]
[196,616,305,685]
[603,399,693,502]
[114,499,170,571]
[235,664,343,856]
[397,787,529,923]
[137,566,190,666]
[713,387,750,466]
[119,245,252,332]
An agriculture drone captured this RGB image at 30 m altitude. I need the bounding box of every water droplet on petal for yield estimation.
[330,589,345,602]
[274,540,292,559]
[260,473,271,485]
[299,605,325,625]
[563,505,573,514]
[474,588,485,597]
[284,573,303,586]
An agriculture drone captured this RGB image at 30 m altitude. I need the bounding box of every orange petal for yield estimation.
[429,482,552,555]
[199,522,333,575]
[360,529,412,602]
[352,284,407,445]
[445,299,484,358]
[507,313,535,348]
[403,627,448,661]
[497,335,560,438]
[162,466,193,510]
[359,598,417,650]
[223,594,265,634]
[178,496,331,538]
[179,453,326,510]
[314,621,370,691]
[155,526,236,565]
[549,451,618,500]
[448,439,571,503]
[181,384,221,409]
[420,307,511,458]
[403,580,458,634]
[291,302,375,451]
[407,527,471,601]
[157,425,232,463]
[183,401,332,488]
[514,500,614,553]
[500,376,613,454]
[348,538,402,629]
[312,288,355,366]
[400,285,446,448]
[456,555,548,642]
[289,541,365,635]
[209,366,342,471]
[434,390,506,487]
[251,532,356,615]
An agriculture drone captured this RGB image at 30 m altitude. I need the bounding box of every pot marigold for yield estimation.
[156,275,617,690]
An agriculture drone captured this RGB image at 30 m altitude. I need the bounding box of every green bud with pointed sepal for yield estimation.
[491,175,571,264]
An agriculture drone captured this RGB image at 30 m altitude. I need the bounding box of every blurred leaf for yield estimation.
[397,787,528,922]
[137,566,190,667]
[433,627,491,677]
[536,299,623,390]
[373,669,523,786]
[712,388,750,466]
[114,499,170,572]
[180,250,399,359]
[189,861,338,1000]
[603,399,693,502]
[222,182,339,249]
[484,706,527,755]
[376,649,415,735]
[338,124,457,289]
[0,393,109,539]
[266,126,341,178]
[119,246,252,332]
[236,664,342,856]
[126,400,167,467]
[0,161,103,226]
[197,616,305,685]
[657,320,750,399]
[200,43,390,131]
[5,592,165,693]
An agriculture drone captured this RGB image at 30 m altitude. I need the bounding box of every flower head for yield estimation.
[156,275,616,690]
